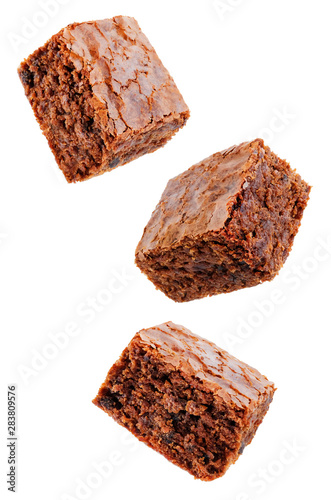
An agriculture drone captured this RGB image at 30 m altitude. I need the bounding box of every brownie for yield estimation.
[135,139,311,302]
[18,16,190,182]
[93,321,275,481]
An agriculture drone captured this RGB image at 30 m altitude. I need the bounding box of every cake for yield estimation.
[135,139,311,301]
[18,16,189,182]
[93,321,275,481]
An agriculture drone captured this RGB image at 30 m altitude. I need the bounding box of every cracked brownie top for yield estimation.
[136,321,275,410]
[61,16,189,134]
[136,140,262,252]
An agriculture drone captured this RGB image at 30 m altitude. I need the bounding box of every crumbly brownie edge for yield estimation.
[93,344,242,480]
[18,35,107,182]
[222,141,311,276]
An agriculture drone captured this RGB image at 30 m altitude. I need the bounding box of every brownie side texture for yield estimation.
[93,322,275,481]
[18,16,190,182]
[135,139,311,301]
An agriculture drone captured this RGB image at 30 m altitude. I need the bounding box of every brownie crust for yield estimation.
[135,139,311,301]
[18,16,190,182]
[93,322,275,481]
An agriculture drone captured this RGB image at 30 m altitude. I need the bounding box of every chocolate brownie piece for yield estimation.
[135,139,311,301]
[18,16,189,182]
[93,321,275,481]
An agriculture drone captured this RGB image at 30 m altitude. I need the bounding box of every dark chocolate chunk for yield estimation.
[107,157,120,170]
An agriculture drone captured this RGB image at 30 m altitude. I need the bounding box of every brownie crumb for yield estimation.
[18,16,190,182]
[93,322,275,481]
[135,139,311,302]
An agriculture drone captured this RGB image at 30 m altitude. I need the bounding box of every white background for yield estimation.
[1,0,331,499]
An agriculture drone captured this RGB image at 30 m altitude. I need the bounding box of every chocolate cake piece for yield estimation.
[93,322,275,481]
[135,139,311,301]
[18,16,189,182]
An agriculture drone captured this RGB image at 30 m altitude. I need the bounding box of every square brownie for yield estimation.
[135,139,311,301]
[18,16,189,182]
[93,322,275,481]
